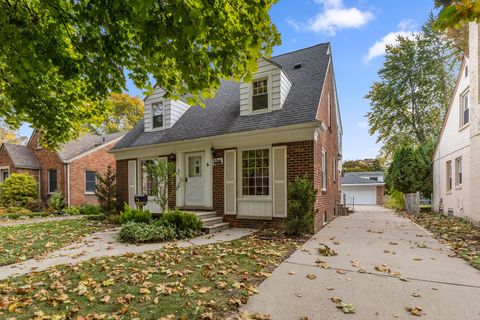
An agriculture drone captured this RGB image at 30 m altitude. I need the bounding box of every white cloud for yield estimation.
[364,20,417,62]
[287,0,374,35]
[357,121,368,128]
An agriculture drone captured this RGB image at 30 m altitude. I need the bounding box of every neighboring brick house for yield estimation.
[0,130,124,206]
[112,43,343,232]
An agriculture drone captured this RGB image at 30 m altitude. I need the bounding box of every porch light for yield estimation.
[168,153,176,162]
[211,147,215,156]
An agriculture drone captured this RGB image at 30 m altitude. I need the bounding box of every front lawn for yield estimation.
[407,211,480,270]
[0,230,301,319]
[0,219,106,266]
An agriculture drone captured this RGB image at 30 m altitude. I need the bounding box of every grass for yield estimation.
[0,219,106,266]
[406,211,480,270]
[0,230,301,319]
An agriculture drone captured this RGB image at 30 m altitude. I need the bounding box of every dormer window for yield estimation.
[252,79,269,111]
[152,101,164,129]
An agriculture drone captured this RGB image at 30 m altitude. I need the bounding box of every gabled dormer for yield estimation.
[143,86,190,132]
[240,58,293,116]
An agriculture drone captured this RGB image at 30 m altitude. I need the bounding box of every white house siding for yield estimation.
[468,23,480,222]
[433,59,471,220]
[144,86,189,132]
[239,59,292,116]
[342,185,376,205]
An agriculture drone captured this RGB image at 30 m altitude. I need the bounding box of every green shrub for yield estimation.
[85,214,106,221]
[106,214,121,225]
[6,207,32,214]
[285,177,317,236]
[25,199,46,212]
[118,221,177,243]
[5,213,21,220]
[95,166,117,215]
[120,204,152,224]
[47,192,65,213]
[158,209,203,238]
[63,206,80,215]
[385,190,405,211]
[0,173,38,207]
[79,204,102,215]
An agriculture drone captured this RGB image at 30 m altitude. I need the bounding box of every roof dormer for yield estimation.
[144,86,190,132]
[240,58,292,116]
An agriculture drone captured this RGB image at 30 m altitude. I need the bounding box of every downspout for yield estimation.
[66,164,71,206]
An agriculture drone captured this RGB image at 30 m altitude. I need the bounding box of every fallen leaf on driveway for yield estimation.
[326,287,334,291]
[330,297,342,303]
[374,264,400,276]
[318,244,337,256]
[389,242,398,245]
[411,292,421,298]
[333,240,340,245]
[413,258,423,261]
[306,273,316,280]
[406,306,423,316]
[336,303,356,314]
[295,293,302,297]
[288,271,296,275]
[336,270,346,275]
[384,249,391,253]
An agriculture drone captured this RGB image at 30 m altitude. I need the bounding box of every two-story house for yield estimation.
[433,22,480,223]
[0,130,124,206]
[111,43,343,232]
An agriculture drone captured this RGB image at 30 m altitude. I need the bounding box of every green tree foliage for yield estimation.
[0,1,280,148]
[435,0,480,29]
[0,173,38,207]
[285,177,317,236]
[87,93,144,135]
[386,143,434,196]
[342,158,384,173]
[366,16,457,156]
[95,166,117,216]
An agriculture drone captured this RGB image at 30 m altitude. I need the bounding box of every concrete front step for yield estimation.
[193,211,218,219]
[202,216,224,226]
[202,222,230,234]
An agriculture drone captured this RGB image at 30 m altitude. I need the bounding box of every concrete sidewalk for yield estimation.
[0,227,254,280]
[243,206,480,320]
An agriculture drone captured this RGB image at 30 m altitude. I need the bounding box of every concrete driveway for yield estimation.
[243,206,480,319]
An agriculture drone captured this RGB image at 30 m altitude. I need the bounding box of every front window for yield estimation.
[455,157,462,186]
[85,171,96,194]
[446,161,452,191]
[48,169,57,193]
[460,91,469,127]
[0,169,9,182]
[252,79,268,111]
[242,149,269,196]
[152,101,164,129]
[141,159,157,196]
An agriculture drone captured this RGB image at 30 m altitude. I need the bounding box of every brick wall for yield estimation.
[376,185,385,205]
[212,149,226,215]
[68,142,117,206]
[0,147,14,173]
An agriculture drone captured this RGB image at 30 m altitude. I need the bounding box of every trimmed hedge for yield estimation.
[120,205,152,224]
[157,209,203,238]
[118,222,177,243]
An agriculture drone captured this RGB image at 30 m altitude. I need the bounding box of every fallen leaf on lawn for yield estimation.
[228,297,242,307]
[406,306,423,316]
[100,295,110,303]
[306,273,316,280]
[336,302,356,314]
[197,286,212,294]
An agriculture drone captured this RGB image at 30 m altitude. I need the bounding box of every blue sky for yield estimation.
[19,0,435,160]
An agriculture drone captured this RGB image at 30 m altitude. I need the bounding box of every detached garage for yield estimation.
[341,172,385,205]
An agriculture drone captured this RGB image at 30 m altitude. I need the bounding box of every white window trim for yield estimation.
[322,148,327,192]
[47,169,57,194]
[446,160,453,192]
[151,100,165,131]
[459,89,470,130]
[0,166,9,183]
[455,157,462,187]
[84,171,97,195]
[249,73,273,115]
[237,145,272,199]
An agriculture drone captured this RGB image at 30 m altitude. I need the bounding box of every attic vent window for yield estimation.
[152,101,164,129]
[294,63,302,69]
[252,79,268,111]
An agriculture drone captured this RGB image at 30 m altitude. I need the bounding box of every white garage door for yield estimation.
[343,185,376,205]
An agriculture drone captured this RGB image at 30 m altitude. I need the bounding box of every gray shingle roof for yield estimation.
[113,43,331,150]
[3,144,40,169]
[342,175,385,185]
[58,132,125,161]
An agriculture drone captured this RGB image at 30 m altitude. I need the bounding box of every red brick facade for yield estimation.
[0,130,120,206]
[376,185,385,205]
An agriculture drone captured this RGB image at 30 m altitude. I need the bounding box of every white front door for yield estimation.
[185,152,205,206]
